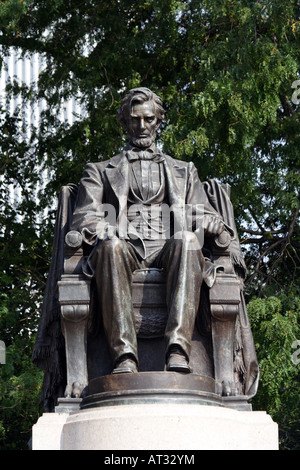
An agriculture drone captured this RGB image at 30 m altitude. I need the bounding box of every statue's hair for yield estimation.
[117,87,165,130]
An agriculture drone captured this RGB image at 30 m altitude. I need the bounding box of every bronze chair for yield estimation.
[57,183,243,402]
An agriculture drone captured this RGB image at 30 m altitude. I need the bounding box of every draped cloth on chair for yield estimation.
[203,180,259,397]
[32,184,78,411]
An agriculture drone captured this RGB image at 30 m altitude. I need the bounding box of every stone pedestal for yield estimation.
[32,403,278,450]
[32,372,278,450]
[32,412,68,450]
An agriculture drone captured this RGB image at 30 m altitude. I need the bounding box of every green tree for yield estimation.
[0,0,299,449]
[247,287,300,449]
[0,111,45,449]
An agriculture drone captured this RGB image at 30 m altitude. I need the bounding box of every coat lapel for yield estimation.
[163,155,187,205]
[163,156,187,232]
[105,152,130,239]
[105,152,129,202]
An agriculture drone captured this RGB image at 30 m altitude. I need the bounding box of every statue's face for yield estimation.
[127,100,160,148]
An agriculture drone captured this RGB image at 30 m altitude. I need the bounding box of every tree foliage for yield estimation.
[0,0,299,449]
[247,286,300,449]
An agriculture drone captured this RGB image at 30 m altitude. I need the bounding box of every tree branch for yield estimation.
[242,228,287,236]
[245,207,299,285]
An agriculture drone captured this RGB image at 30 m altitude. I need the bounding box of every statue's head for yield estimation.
[117,87,165,148]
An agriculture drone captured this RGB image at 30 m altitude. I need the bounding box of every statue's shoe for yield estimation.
[112,358,138,374]
[166,353,193,373]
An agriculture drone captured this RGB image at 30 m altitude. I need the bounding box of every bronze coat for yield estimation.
[70,151,221,257]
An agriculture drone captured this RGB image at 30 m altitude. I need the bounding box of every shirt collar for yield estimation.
[124,143,164,162]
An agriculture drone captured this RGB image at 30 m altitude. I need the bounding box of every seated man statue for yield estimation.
[70,87,227,375]
[33,87,259,410]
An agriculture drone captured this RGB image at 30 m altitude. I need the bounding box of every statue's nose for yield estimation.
[139,118,146,130]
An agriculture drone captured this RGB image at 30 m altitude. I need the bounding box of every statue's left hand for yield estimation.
[203,215,225,236]
[97,224,117,241]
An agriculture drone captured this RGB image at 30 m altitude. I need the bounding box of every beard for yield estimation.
[130,133,156,149]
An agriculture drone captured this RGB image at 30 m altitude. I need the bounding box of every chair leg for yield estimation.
[211,314,237,396]
[209,274,240,396]
[58,276,90,398]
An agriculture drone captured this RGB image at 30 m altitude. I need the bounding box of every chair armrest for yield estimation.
[64,231,84,275]
[65,230,83,249]
[211,230,235,276]
[213,230,231,250]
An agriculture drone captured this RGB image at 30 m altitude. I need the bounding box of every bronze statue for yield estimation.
[70,88,226,374]
[33,88,259,411]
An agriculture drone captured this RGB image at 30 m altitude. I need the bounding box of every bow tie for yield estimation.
[126,147,165,163]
